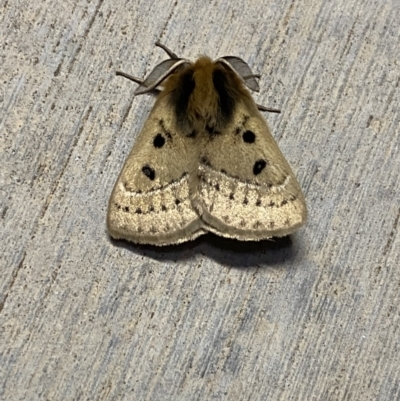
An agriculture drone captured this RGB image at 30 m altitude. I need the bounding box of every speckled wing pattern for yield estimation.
[194,99,307,241]
[107,96,205,245]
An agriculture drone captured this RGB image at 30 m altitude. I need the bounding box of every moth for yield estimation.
[107,42,307,246]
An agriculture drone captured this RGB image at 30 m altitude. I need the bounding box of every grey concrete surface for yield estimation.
[1,0,399,400]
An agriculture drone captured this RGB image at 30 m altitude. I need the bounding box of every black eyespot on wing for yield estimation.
[243,130,256,143]
[243,197,249,205]
[170,69,195,126]
[229,192,235,200]
[256,199,261,206]
[253,159,267,175]
[135,208,142,214]
[153,134,165,148]
[124,206,130,212]
[212,68,235,123]
[142,165,155,180]
[175,199,181,205]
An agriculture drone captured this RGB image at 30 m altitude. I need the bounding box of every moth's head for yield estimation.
[163,56,250,132]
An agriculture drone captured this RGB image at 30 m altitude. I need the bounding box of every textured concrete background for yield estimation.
[1,0,399,400]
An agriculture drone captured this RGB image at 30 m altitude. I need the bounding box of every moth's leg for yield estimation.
[256,104,281,114]
[243,74,281,113]
[116,71,143,84]
[241,73,281,113]
[115,71,162,94]
[155,41,180,60]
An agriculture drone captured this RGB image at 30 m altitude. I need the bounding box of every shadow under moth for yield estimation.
[108,42,307,246]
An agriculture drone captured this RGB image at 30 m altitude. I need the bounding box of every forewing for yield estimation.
[196,100,307,241]
[107,96,205,245]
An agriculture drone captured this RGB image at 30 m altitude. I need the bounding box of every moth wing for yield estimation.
[107,95,205,245]
[196,99,307,241]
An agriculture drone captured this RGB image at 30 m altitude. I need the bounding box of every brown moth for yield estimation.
[107,42,307,246]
